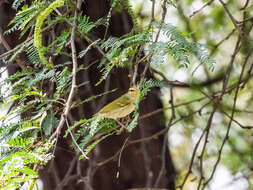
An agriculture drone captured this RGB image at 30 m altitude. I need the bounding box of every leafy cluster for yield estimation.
[0,137,54,189]
[149,22,215,70]
[5,1,46,37]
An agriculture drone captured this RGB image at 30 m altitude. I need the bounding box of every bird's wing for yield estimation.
[98,95,132,113]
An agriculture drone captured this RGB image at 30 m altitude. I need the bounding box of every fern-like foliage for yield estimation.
[0,138,54,189]
[96,32,151,85]
[0,87,55,188]
[6,2,46,38]
[78,39,100,58]
[105,0,121,28]
[77,14,102,35]
[65,118,117,159]
[149,22,215,69]
[138,78,168,96]
[54,65,72,99]
[121,0,138,32]
[12,0,26,10]
[47,30,71,56]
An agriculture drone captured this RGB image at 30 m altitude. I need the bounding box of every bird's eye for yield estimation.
[129,87,136,92]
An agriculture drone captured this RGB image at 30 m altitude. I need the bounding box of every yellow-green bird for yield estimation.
[94,86,140,120]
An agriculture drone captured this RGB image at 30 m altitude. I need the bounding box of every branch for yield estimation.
[0,21,58,60]
[0,27,11,50]
[96,101,212,168]
[180,30,243,190]
[218,0,245,39]
[154,87,175,187]
[54,9,109,61]
[189,0,214,18]
[56,156,78,189]
[66,119,89,159]
[203,46,253,189]
[211,29,236,55]
[50,6,79,141]
[142,0,167,78]
[0,27,27,70]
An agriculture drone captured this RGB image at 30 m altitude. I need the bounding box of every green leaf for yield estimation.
[18,166,37,177]
[41,114,59,136]
[127,112,139,132]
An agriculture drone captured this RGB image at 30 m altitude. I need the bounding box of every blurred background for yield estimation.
[131,0,253,189]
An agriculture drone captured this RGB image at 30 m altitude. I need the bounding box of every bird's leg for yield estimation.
[115,119,126,134]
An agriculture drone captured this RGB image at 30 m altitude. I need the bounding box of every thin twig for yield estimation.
[0,27,11,50]
[211,29,236,55]
[218,0,244,39]
[96,101,212,168]
[0,27,27,70]
[203,46,253,189]
[132,63,138,85]
[154,87,175,187]
[142,0,167,78]
[0,22,58,59]
[56,155,78,190]
[189,0,214,18]
[176,0,197,42]
[240,0,250,10]
[66,119,89,159]
[180,34,243,190]
[139,96,206,120]
[154,132,168,187]
[118,137,129,168]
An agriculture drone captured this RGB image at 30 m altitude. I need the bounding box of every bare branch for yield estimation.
[50,6,79,141]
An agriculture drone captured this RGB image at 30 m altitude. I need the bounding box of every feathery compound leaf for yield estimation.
[78,39,100,58]
[101,36,119,51]
[6,40,31,63]
[122,0,139,32]
[150,22,215,69]
[97,32,152,84]
[12,0,26,10]
[41,114,59,136]
[77,14,101,34]
[138,79,168,96]
[149,42,167,67]
[54,66,72,99]
[105,0,121,27]
[68,118,116,156]
[26,42,43,67]
[77,118,103,150]
[127,112,139,132]
[6,2,46,37]
[47,31,71,55]
[191,43,216,71]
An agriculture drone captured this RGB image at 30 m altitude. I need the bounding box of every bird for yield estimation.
[94,86,140,120]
